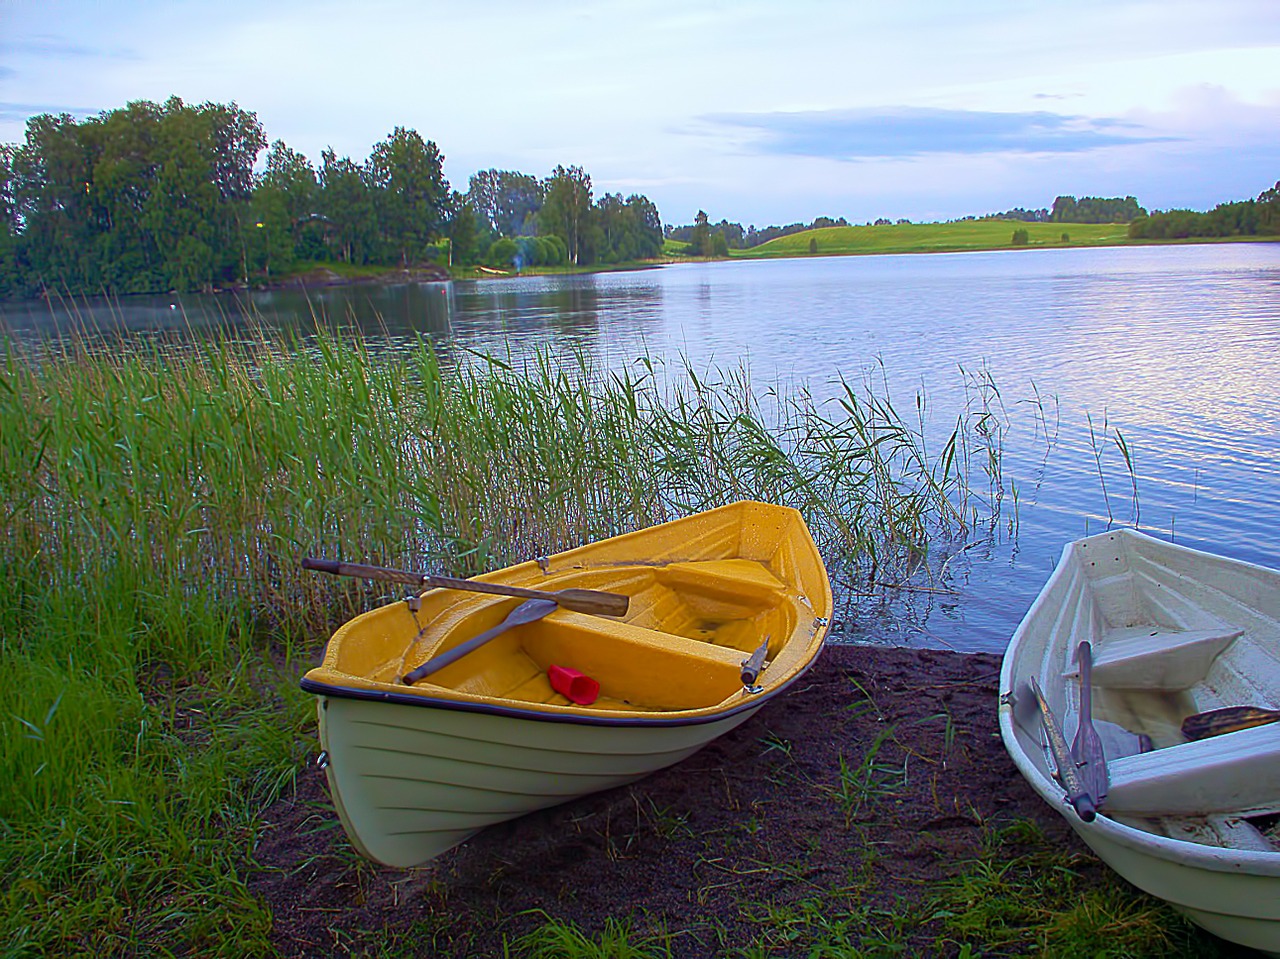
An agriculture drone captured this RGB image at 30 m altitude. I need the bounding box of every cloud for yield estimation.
[0,101,104,124]
[700,106,1181,160]
[0,35,138,60]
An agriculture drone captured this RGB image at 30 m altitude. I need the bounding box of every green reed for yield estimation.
[0,328,995,956]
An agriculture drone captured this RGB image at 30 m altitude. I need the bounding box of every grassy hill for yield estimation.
[732,219,1130,258]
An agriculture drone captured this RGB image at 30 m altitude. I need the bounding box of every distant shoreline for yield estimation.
[10,232,1277,305]
[306,231,1280,288]
[367,232,1279,289]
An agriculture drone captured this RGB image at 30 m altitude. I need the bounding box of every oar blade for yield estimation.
[1182,705,1280,741]
[1072,642,1109,808]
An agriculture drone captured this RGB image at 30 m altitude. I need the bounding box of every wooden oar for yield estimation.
[1025,675,1099,822]
[402,598,558,685]
[301,557,628,617]
[1072,642,1109,809]
[1182,705,1280,741]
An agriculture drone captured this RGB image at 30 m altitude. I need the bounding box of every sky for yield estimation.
[1,0,1278,228]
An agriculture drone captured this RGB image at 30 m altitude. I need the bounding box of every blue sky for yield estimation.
[2,0,1277,228]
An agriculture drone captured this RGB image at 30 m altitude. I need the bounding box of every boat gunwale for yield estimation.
[300,656,821,728]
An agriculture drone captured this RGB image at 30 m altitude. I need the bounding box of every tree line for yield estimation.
[664,195,1153,253]
[1128,182,1280,240]
[666,213,854,252]
[0,98,664,299]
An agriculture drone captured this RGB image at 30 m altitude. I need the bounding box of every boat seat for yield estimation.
[1090,627,1244,690]
[519,612,752,710]
[1104,721,1280,816]
[655,560,786,616]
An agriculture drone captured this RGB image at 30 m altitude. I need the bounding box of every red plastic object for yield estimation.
[548,664,600,705]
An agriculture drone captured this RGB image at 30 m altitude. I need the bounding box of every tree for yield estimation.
[624,195,663,259]
[1259,181,1280,234]
[595,192,663,263]
[82,100,164,291]
[468,169,542,237]
[539,165,592,265]
[11,112,95,288]
[319,148,376,265]
[367,127,450,266]
[486,236,517,269]
[446,191,483,266]
[250,139,318,278]
[0,143,26,297]
[688,210,711,256]
[1051,195,1145,224]
[143,99,223,291]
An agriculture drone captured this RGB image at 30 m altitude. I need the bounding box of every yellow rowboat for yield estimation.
[301,502,832,868]
[999,530,1280,956]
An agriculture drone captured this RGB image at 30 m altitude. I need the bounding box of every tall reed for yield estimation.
[0,328,996,955]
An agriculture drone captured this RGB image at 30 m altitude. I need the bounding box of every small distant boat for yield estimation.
[999,529,1280,956]
[301,502,832,868]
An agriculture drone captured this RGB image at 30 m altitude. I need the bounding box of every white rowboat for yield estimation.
[999,529,1280,955]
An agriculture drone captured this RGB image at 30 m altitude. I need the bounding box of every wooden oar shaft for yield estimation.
[402,598,558,685]
[300,558,628,616]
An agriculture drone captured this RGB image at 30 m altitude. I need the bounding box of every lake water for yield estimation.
[5,243,1279,654]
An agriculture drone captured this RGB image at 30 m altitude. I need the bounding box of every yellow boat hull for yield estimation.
[302,501,832,867]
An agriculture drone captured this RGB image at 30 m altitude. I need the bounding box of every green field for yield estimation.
[734,219,1130,258]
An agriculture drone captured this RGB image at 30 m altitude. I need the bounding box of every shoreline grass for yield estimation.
[0,327,1000,956]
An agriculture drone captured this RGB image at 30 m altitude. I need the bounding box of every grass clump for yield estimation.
[932,820,1231,958]
[733,894,918,958]
[509,914,673,959]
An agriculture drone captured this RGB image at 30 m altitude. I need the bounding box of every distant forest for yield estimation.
[1127,183,1280,240]
[0,97,663,298]
[1,96,1276,300]
[668,195,1150,250]
[666,186,1278,254]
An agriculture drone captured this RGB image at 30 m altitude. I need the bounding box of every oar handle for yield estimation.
[1077,641,1094,716]
[302,557,425,587]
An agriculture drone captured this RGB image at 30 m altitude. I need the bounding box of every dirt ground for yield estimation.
[247,645,1107,956]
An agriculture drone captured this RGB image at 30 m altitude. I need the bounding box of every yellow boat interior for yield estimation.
[303,503,832,719]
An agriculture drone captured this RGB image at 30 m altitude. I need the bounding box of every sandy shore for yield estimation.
[249,644,1216,956]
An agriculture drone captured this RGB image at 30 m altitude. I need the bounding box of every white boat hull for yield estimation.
[317,693,761,867]
[999,530,1280,956]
